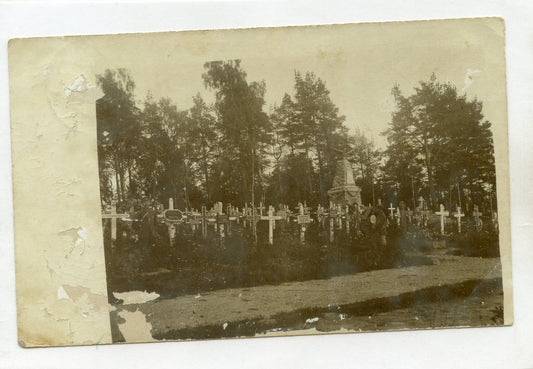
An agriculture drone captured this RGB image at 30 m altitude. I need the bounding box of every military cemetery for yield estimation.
[97,59,503,342]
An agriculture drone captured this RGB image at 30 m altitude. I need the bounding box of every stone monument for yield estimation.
[327,158,362,206]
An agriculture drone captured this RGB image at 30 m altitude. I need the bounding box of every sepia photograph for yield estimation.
[8,17,512,349]
[90,19,510,342]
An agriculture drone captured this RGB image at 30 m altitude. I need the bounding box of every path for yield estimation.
[114,256,502,340]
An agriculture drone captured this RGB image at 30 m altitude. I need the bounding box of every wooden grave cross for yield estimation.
[226,204,237,235]
[297,203,312,243]
[335,204,343,229]
[396,207,401,226]
[328,205,339,242]
[162,198,185,245]
[344,204,350,234]
[102,202,129,241]
[261,205,282,245]
[388,203,396,218]
[243,203,249,228]
[317,205,326,227]
[435,204,449,235]
[198,206,213,238]
[257,202,265,216]
[276,206,288,222]
[454,206,465,233]
[216,204,229,239]
[187,208,201,232]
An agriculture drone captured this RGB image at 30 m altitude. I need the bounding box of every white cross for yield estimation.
[396,207,401,226]
[435,204,449,235]
[261,206,282,245]
[454,206,465,233]
[388,203,396,218]
[102,203,128,241]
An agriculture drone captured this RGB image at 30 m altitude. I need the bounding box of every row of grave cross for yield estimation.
[102,199,489,245]
[101,199,353,245]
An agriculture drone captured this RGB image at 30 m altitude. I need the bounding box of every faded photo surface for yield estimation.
[9,18,512,346]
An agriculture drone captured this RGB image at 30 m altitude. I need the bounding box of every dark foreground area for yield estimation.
[104,219,500,300]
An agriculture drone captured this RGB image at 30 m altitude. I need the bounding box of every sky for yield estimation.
[86,18,507,150]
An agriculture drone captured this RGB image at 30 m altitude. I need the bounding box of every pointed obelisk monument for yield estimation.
[327,158,362,206]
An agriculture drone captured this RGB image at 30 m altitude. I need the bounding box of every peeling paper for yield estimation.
[57,286,69,300]
[462,68,482,91]
[113,291,160,305]
[117,310,154,343]
[65,76,87,97]
[10,37,111,346]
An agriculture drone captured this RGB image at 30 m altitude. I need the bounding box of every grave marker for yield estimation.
[261,206,282,245]
[388,203,396,218]
[102,202,129,241]
[336,204,343,229]
[257,202,265,216]
[435,204,449,235]
[344,204,350,234]
[454,206,465,233]
[162,198,185,245]
[297,203,312,243]
[328,206,338,242]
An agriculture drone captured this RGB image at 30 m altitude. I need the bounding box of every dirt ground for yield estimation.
[110,255,503,342]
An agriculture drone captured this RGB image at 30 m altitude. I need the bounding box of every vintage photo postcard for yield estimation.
[9,17,512,347]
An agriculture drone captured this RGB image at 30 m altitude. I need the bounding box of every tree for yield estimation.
[137,95,188,207]
[348,129,383,206]
[289,71,346,204]
[96,69,141,204]
[184,94,218,204]
[202,60,271,206]
[384,74,496,209]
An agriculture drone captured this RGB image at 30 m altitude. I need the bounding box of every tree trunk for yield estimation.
[201,146,210,202]
[316,146,325,205]
[423,138,436,209]
[304,146,313,203]
[114,156,121,202]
